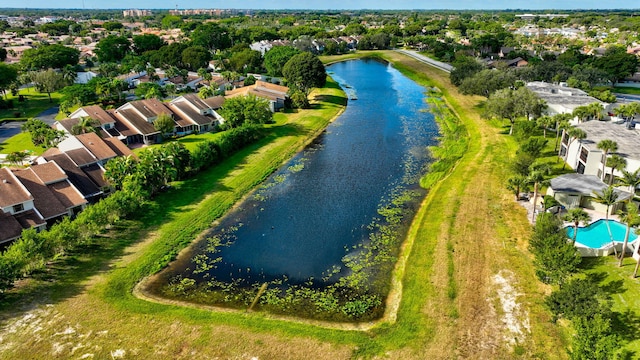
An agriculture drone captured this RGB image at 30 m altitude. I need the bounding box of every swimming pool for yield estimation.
[565,219,638,248]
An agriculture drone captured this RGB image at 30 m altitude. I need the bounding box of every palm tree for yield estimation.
[572,105,591,123]
[506,175,530,201]
[592,186,620,256]
[561,127,587,170]
[606,155,627,185]
[528,163,551,222]
[198,85,215,99]
[587,102,604,121]
[617,169,640,200]
[596,139,618,182]
[618,205,640,267]
[564,208,591,246]
[70,117,97,135]
[536,115,555,138]
[553,113,572,152]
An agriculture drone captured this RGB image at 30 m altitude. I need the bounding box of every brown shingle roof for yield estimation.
[82,164,108,189]
[13,168,67,220]
[14,209,45,228]
[57,118,80,133]
[0,168,32,208]
[102,137,135,158]
[30,161,66,184]
[114,108,158,135]
[168,102,213,126]
[202,96,225,109]
[128,98,172,119]
[43,153,102,199]
[80,105,117,125]
[76,133,117,161]
[0,211,23,243]
[181,93,210,111]
[65,148,97,167]
[48,180,87,209]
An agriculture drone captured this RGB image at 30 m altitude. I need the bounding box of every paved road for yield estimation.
[395,49,453,73]
[0,120,24,145]
[35,106,60,126]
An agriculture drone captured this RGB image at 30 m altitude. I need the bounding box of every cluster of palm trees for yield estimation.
[612,102,640,122]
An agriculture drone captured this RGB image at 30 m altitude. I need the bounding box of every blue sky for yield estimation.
[13,0,640,10]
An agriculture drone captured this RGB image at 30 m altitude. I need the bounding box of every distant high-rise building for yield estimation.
[123,9,153,17]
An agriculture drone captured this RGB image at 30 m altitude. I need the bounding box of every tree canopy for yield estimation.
[20,44,79,70]
[96,35,131,63]
[264,46,300,77]
[282,52,326,93]
[218,95,273,129]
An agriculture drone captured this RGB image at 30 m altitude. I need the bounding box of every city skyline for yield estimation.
[6,0,640,10]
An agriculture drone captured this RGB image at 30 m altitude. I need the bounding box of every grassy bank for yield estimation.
[0,52,565,359]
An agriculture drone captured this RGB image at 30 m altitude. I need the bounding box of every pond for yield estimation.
[150,59,440,322]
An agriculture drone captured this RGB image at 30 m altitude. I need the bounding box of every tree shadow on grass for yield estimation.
[311,94,347,107]
[579,256,607,270]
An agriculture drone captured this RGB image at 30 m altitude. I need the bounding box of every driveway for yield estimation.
[0,120,25,145]
[35,106,60,126]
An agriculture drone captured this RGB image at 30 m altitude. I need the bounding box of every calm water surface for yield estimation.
[166,59,439,286]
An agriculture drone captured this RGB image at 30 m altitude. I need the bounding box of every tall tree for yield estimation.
[96,35,131,63]
[553,113,573,152]
[264,46,300,77]
[132,34,165,55]
[20,44,79,70]
[70,117,97,135]
[29,69,66,102]
[0,63,18,99]
[596,140,618,182]
[606,155,627,185]
[561,127,587,170]
[617,205,640,267]
[536,115,555,138]
[564,208,591,246]
[528,163,551,223]
[592,186,620,256]
[282,52,326,95]
[617,169,640,198]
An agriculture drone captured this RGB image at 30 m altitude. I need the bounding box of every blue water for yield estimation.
[566,219,638,248]
[165,59,438,286]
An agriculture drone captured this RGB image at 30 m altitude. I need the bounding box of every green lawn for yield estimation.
[0,87,62,120]
[0,131,45,155]
[612,86,640,95]
[581,256,640,355]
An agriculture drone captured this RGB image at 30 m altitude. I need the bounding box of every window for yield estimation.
[579,147,589,163]
[577,162,586,174]
[12,203,24,213]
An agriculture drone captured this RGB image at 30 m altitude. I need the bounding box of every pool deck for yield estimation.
[518,199,619,226]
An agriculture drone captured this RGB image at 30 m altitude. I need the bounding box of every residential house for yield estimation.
[546,173,631,214]
[0,168,46,243]
[526,81,604,119]
[225,81,289,112]
[168,94,224,135]
[40,149,105,202]
[560,120,640,181]
[112,98,174,145]
[12,161,87,225]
